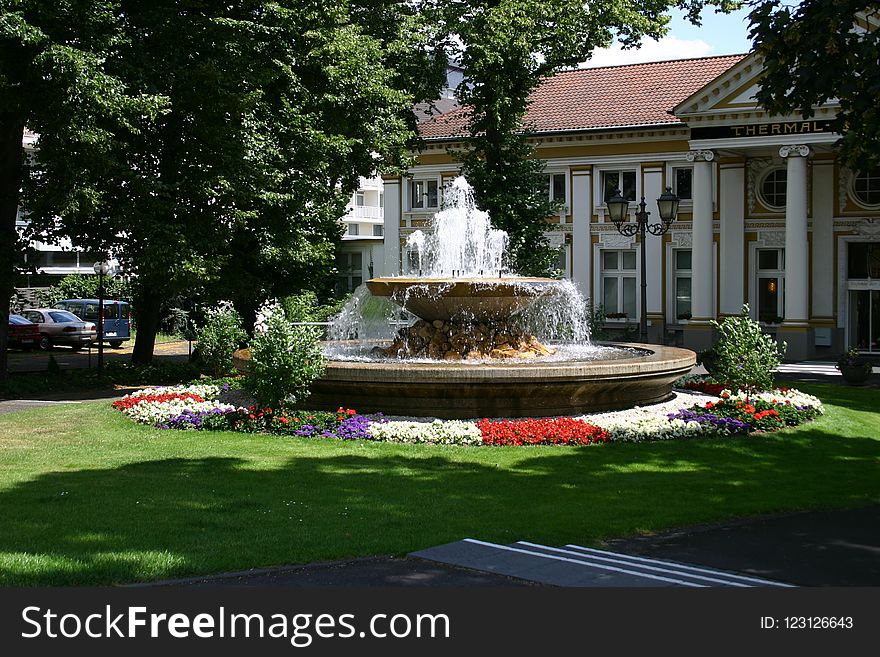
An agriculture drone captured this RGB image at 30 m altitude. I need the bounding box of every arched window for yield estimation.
[760,168,787,209]
[851,169,880,208]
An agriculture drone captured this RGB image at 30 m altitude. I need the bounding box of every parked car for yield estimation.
[7,314,40,350]
[20,308,97,351]
[52,299,131,347]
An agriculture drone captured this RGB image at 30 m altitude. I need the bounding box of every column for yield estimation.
[383,177,401,275]
[642,163,664,338]
[719,160,745,315]
[685,150,715,351]
[571,169,592,297]
[779,144,811,359]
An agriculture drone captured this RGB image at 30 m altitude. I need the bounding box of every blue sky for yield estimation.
[585,6,754,68]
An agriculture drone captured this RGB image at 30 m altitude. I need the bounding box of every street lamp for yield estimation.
[605,187,680,343]
[93,261,111,373]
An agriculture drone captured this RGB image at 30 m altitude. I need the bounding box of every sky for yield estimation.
[583,6,754,68]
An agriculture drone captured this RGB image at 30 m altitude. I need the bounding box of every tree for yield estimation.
[0,1,161,380]
[748,1,880,171]
[432,0,737,276]
[23,1,445,363]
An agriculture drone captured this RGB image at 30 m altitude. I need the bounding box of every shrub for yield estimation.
[244,300,325,408]
[709,305,785,392]
[195,302,247,376]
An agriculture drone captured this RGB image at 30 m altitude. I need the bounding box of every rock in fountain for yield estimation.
[309,177,695,419]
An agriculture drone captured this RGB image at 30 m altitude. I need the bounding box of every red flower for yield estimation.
[248,414,256,420]
[279,417,290,425]
[346,409,357,416]
[475,418,609,446]
[704,401,714,410]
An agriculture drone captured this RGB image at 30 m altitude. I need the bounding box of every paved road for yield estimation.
[5,339,192,373]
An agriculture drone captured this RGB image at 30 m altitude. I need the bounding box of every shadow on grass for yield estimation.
[0,426,878,585]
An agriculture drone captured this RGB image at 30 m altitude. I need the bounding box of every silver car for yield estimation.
[20,308,97,351]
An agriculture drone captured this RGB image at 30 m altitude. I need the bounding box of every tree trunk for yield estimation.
[0,117,24,383]
[131,287,162,364]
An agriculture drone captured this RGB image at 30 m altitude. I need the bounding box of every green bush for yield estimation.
[195,302,248,376]
[244,301,325,409]
[280,291,350,323]
[48,273,132,303]
[710,305,786,392]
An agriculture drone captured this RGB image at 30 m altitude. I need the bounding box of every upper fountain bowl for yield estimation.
[366,276,560,322]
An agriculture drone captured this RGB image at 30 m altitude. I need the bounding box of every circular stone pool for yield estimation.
[308,342,696,419]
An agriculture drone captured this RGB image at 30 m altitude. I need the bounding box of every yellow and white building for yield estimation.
[381,53,880,360]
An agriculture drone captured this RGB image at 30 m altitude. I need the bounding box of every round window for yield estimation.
[851,169,880,208]
[760,168,787,209]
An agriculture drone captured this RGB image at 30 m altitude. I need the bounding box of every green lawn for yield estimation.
[0,382,877,586]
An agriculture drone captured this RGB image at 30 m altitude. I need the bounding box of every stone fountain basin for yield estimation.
[366,276,559,322]
[309,342,696,419]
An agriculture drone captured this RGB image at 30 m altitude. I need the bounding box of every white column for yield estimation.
[719,161,745,315]
[571,169,592,297]
[780,145,810,324]
[687,150,715,322]
[642,165,664,317]
[383,178,401,275]
[810,159,835,320]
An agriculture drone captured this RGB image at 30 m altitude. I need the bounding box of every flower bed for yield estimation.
[111,383,824,446]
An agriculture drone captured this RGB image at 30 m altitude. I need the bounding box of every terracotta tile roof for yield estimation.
[418,54,747,140]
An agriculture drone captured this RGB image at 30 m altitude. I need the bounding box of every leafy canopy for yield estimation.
[749,1,880,170]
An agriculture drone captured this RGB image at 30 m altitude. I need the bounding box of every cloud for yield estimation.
[582,36,714,69]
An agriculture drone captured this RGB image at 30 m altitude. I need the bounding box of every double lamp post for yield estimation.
[604,187,680,343]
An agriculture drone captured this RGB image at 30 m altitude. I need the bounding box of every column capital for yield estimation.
[779,144,811,158]
[686,150,715,163]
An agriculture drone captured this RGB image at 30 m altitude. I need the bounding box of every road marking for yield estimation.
[462,539,706,587]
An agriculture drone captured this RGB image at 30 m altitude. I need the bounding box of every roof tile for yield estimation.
[418,54,746,139]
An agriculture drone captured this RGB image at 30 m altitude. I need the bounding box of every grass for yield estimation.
[0,382,877,586]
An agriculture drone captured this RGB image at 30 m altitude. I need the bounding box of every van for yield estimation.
[53,299,131,347]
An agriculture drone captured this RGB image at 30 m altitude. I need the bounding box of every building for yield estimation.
[334,176,386,295]
[383,53,880,360]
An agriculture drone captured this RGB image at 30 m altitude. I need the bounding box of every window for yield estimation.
[22,310,44,323]
[373,224,384,237]
[673,249,692,321]
[673,167,693,200]
[410,179,438,209]
[347,224,359,236]
[602,170,636,203]
[848,242,880,279]
[356,192,365,207]
[756,248,785,323]
[760,168,787,209]
[601,249,637,319]
[335,252,364,294]
[543,173,566,203]
[852,169,880,207]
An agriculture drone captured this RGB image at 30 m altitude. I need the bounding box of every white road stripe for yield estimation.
[518,542,753,587]
[559,543,792,587]
[462,539,705,587]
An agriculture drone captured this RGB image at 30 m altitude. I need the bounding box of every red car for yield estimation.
[7,314,40,349]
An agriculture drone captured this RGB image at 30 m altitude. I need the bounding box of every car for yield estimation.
[7,314,40,350]
[52,299,131,348]
[19,308,97,351]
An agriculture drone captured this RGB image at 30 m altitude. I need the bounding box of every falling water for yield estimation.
[406,177,508,277]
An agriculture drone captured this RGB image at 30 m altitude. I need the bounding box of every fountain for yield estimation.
[308,177,695,419]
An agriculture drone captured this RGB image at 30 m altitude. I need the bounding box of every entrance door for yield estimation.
[850,290,880,353]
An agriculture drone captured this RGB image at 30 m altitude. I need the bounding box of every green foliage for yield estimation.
[195,303,248,377]
[280,291,351,324]
[710,305,786,392]
[47,274,132,303]
[244,301,325,409]
[749,1,880,170]
[15,1,445,364]
[836,346,872,373]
